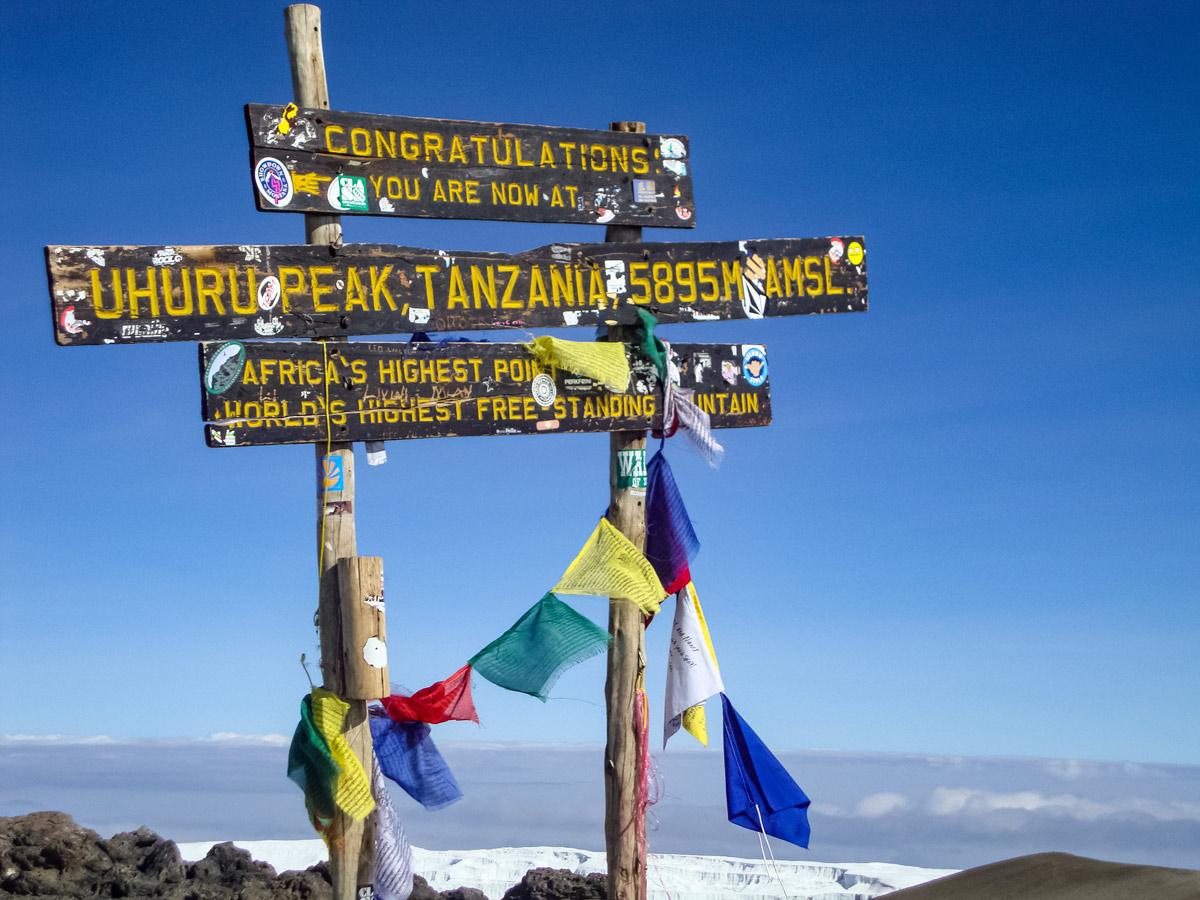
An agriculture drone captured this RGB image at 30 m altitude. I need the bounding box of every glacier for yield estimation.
[177,840,957,899]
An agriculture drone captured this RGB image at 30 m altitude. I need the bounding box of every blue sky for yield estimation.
[1,0,1197,812]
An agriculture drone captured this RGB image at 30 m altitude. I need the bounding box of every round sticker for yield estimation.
[828,239,845,263]
[531,373,557,407]
[205,341,246,394]
[742,345,768,387]
[257,275,281,311]
[254,157,292,208]
[847,241,864,266]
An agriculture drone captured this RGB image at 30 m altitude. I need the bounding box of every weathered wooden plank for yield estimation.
[199,340,772,447]
[48,238,866,345]
[245,104,696,227]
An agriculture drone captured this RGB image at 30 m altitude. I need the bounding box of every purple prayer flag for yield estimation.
[645,448,700,591]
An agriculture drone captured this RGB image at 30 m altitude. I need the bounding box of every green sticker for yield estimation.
[336,174,369,211]
[616,448,647,490]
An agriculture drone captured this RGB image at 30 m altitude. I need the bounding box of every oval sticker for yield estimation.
[205,341,246,394]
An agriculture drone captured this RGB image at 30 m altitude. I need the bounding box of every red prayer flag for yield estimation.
[381,664,479,724]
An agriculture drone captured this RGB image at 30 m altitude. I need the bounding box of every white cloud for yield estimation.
[856,793,911,817]
[927,786,1200,823]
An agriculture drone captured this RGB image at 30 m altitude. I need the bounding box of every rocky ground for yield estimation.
[0,812,606,900]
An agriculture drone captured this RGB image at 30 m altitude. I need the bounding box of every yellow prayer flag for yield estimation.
[527,336,630,393]
[688,582,720,673]
[554,518,665,615]
[681,703,708,745]
[310,687,376,821]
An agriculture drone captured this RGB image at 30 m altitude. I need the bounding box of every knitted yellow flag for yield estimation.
[554,518,665,615]
[310,687,376,821]
[527,336,630,392]
[681,582,721,745]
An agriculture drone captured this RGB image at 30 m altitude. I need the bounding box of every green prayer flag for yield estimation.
[635,309,668,380]
[287,693,341,833]
[470,593,611,701]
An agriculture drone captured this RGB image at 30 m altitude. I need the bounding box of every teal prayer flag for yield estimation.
[470,593,611,701]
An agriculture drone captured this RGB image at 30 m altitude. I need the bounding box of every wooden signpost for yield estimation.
[245,103,697,227]
[44,5,867,900]
[46,237,867,345]
[199,339,771,446]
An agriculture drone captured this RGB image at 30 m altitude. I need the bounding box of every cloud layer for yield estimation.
[2,738,1197,871]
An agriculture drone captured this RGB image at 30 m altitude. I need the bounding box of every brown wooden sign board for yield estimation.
[200,340,771,447]
[48,237,866,346]
[245,104,696,228]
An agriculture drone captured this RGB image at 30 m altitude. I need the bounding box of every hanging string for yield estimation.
[634,685,651,900]
[754,803,792,900]
[300,653,316,691]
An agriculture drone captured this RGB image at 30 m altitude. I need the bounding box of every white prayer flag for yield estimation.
[664,583,724,748]
[371,752,414,900]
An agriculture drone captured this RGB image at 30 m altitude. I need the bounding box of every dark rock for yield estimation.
[0,812,334,899]
[442,887,490,900]
[188,840,277,884]
[408,873,443,900]
[1,810,113,896]
[500,867,606,900]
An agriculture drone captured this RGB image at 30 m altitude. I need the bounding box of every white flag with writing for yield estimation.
[371,752,414,900]
[664,583,724,748]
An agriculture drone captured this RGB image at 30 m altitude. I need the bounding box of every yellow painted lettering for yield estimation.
[230,266,255,314]
[471,265,497,308]
[310,266,336,311]
[629,262,651,303]
[350,127,371,157]
[91,269,122,318]
[529,266,549,307]
[825,256,845,294]
[498,265,521,308]
[399,132,420,160]
[325,125,347,154]
[279,267,305,311]
[345,267,368,311]
[721,260,744,300]
[375,130,397,158]
[804,257,824,296]
[423,133,444,162]
[370,266,396,311]
[448,266,468,309]
[195,268,225,314]
[764,257,783,298]
[126,267,160,317]
[550,265,573,307]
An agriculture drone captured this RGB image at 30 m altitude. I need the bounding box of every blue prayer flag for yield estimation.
[721,693,811,849]
[369,706,463,811]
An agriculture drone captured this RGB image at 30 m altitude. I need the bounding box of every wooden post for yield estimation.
[337,556,389,701]
[285,6,375,899]
[603,120,648,900]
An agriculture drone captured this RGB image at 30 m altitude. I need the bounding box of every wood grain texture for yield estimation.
[47,238,867,345]
[336,557,388,701]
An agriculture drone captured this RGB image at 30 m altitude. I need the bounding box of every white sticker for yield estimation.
[531,373,557,408]
[254,157,293,208]
[362,637,387,669]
